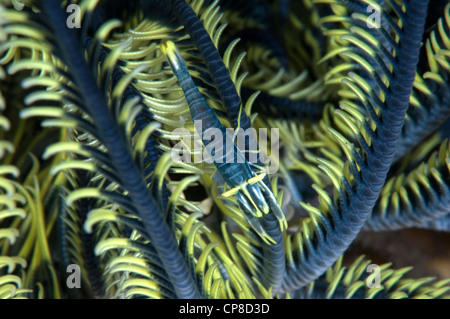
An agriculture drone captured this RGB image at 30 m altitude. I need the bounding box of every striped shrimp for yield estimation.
[161,41,287,244]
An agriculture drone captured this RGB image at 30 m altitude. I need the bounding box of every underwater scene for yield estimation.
[0,0,449,299]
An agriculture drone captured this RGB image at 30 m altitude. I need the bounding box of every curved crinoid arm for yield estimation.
[288,255,450,299]
[84,160,257,299]
[319,1,450,163]
[392,2,450,161]
[0,28,66,297]
[80,40,171,214]
[68,0,284,297]
[0,69,31,299]
[364,138,450,231]
[19,0,202,299]
[348,4,450,232]
[1,160,60,299]
[280,0,429,292]
[5,0,274,299]
[326,10,450,232]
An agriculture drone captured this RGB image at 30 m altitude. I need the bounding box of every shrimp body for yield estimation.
[161,41,287,242]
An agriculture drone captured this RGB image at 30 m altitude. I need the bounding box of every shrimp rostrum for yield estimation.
[161,41,287,244]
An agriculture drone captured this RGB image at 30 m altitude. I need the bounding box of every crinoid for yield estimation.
[0,0,449,299]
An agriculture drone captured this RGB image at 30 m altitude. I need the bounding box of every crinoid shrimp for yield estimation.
[161,41,287,244]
